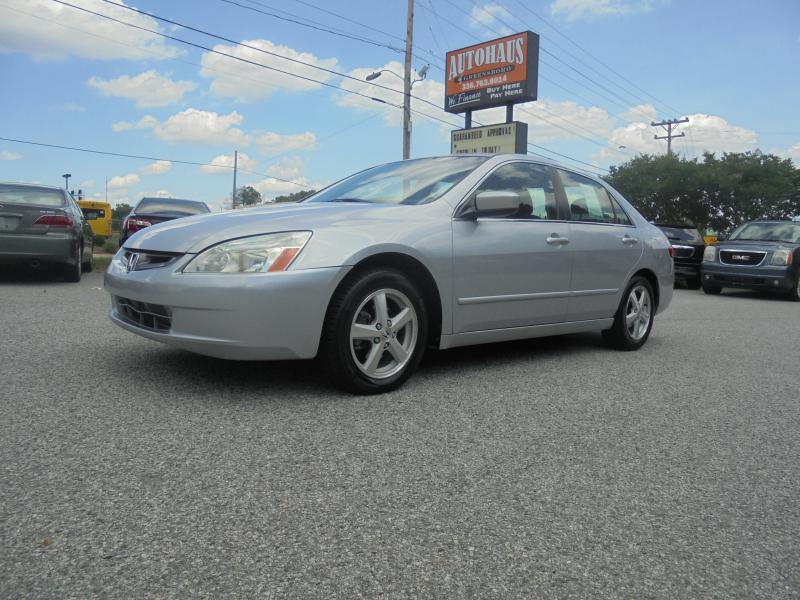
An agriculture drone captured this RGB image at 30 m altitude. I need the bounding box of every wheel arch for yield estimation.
[631,267,660,310]
[325,252,443,347]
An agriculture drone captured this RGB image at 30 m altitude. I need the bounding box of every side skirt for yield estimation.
[439,318,614,350]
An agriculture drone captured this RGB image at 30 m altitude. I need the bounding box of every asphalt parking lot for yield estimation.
[1,270,798,598]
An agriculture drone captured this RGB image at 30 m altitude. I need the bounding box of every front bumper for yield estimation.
[701,262,795,291]
[105,254,350,360]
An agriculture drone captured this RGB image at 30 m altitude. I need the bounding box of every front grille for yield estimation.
[719,250,766,266]
[122,250,182,271]
[115,296,171,332]
[671,244,695,259]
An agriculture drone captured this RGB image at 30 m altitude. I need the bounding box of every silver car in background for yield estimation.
[105,155,673,393]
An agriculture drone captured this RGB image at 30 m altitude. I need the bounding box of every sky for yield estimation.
[0,0,798,211]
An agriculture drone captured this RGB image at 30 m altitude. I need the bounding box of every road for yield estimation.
[1,270,798,598]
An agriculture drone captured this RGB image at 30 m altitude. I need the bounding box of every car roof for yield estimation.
[0,181,67,192]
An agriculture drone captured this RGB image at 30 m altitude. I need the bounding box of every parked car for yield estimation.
[654,223,705,289]
[702,220,800,301]
[106,155,674,394]
[0,182,93,281]
[120,197,210,247]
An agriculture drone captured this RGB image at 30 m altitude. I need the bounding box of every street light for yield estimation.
[62,173,71,192]
[364,64,429,160]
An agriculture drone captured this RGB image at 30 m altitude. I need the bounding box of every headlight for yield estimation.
[703,246,716,262]
[184,231,312,273]
[770,248,794,266]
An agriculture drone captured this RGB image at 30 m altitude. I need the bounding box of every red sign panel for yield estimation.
[444,31,539,114]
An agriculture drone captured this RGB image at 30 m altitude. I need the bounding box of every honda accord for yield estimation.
[105,155,674,393]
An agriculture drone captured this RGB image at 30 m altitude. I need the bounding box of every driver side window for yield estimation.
[474,162,558,220]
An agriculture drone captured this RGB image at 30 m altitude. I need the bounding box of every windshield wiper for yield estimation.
[330,198,371,203]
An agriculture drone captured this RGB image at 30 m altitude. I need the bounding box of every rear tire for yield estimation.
[602,276,655,351]
[64,245,82,283]
[321,268,428,394]
[702,283,722,295]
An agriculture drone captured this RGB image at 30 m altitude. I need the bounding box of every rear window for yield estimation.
[135,199,209,215]
[658,226,703,243]
[0,185,65,207]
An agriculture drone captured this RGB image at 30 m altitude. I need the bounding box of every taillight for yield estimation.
[668,246,674,258]
[33,215,74,228]
[124,217,152,234]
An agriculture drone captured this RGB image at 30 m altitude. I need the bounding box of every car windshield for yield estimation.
[135,198,209,215]
[306,156,488,205]
[658,226,703,243]
[0,185,65,207]
[729,222,800,243]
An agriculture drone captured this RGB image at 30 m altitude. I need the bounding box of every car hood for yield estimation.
[124,202,414,253]
[715,239,800,252]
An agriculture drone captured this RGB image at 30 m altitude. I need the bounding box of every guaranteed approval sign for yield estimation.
[445,31,539,114]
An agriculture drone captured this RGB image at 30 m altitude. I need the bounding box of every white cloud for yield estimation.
[470,3,512,36]
[597,112,759,162]
[108,173,140,189]
[139,189,173,198]
[200,39,338,102]
[113,108,252,146]
[550,0,654,21]
[256,132,316,155]
[782,143,800,165]
[140,160,172,175]
[1,150,22,160]
[80,179,95,189]
[88,70,196,107]
[265,156,305,180]
[0,0,180,61]
[621,103,658,123]
[336,61,458,130]
[201,153,257,175]
[480,99,615,142]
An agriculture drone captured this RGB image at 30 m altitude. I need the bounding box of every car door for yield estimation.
[555,169,643,321]
[452,161,573,333]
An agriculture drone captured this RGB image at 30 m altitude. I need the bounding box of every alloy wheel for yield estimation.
[625,284,652,341]
[349,288,418,379]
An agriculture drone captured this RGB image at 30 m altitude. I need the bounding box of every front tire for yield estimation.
[321,268,428,394]
[789,274,800,302]
[685,277,702,290]
[603,276,655,351]
[702,283,722,295]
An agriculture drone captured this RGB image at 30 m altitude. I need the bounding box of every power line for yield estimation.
[0,136,307,186]
[218,0,404,54]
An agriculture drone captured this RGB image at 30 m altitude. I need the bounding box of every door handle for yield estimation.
[546,234,570,245]
[621,235,639,245]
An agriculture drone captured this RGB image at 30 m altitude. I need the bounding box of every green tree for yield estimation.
[273,189,316,203]
[605,154,708,228]
[235,185,262,207]
[605,151,799,232]
[111,202,133,232]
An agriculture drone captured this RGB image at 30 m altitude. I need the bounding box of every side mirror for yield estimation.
[474,191,522,216]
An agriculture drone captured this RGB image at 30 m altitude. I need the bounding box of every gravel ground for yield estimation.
[1,270,798,598]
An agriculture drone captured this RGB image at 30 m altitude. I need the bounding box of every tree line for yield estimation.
[604,151,799,232]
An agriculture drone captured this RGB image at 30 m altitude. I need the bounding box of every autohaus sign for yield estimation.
[445,31,540,114]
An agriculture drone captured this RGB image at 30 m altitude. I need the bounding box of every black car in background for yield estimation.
[702,220,800,301]
[120,197,210,247]
[655,223,705,289]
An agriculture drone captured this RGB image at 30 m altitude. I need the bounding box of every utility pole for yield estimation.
[105,176,108,203]
[62,173,71,191]
[402,0,414,160]
[651,117,689,155]
[232,150,238,209]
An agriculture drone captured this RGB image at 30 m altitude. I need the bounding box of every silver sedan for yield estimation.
[105,155,673,393]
